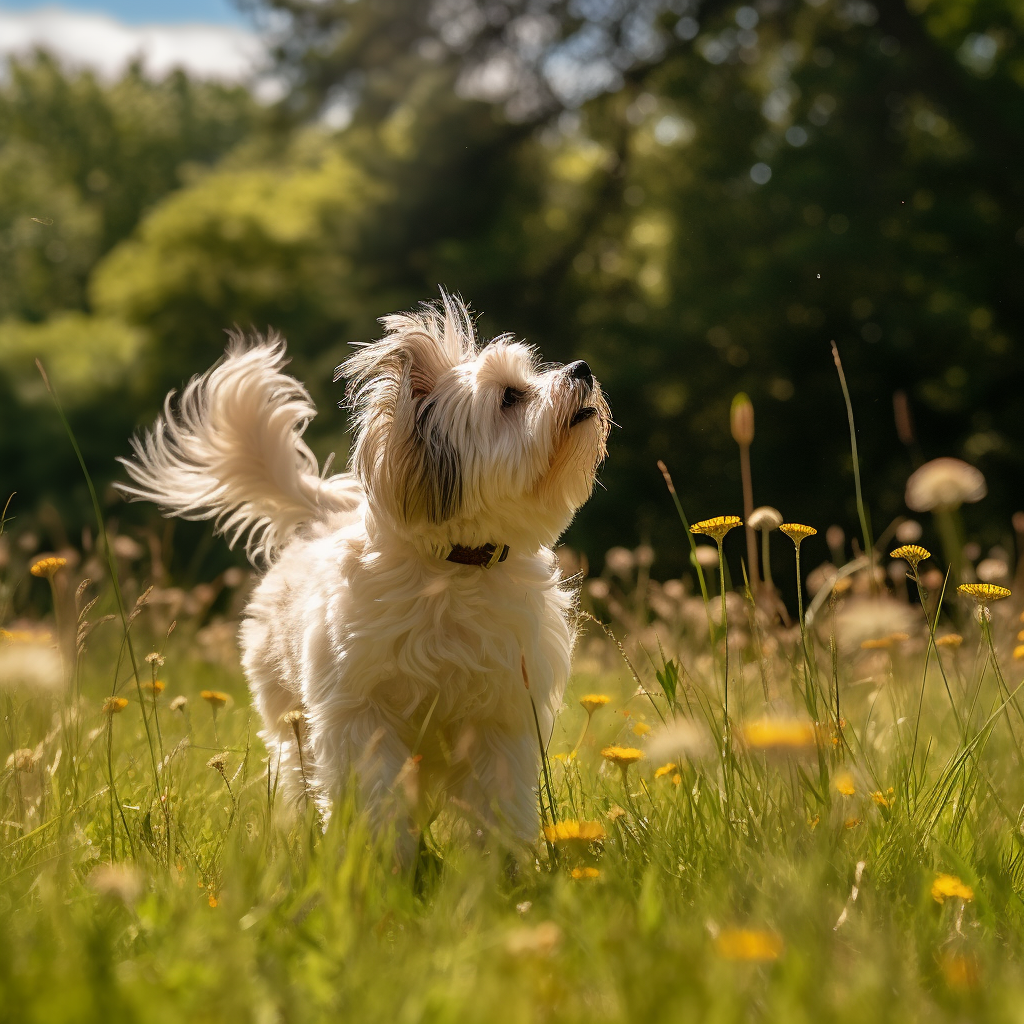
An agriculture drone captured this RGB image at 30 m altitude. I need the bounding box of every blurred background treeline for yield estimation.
[1,0,1022,581]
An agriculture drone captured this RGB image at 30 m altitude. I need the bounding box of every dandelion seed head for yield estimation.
[207,752,229,772]
[748,506,783,532]
[89,863,143,905]
[906,458,986,512]
[169,695,188,712]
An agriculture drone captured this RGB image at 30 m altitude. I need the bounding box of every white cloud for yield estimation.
[0,5,266,81]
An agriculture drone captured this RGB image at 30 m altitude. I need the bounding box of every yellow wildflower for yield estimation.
[141,680,165,696]
[861,632,910,650]
[601,746,645,769]
[714,928,783,962]
[844,818,863,829]
[939,952,980,992]
[780,523,817,545]
[935,634,963,648]
[543,819,607,845]
[958,583,1011,602]
[30,556,67,579]
[579,694,610,715]
[570,866,600,880]
[200,690,229,708]
[890,545,931,569]
[606,805,626,821]
[931,873,974,903]
[833,771,855,797]
[654,762,678,779]
[632,722,651,737]
[872,788,895,809]
[102,696,129,714]
[690,516,743,542]
[740,717,817,753]
[1015,645,1024,661]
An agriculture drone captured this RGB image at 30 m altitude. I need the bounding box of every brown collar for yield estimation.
[444,543,509,568]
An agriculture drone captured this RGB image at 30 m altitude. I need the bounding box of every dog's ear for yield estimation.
[337,293,474,526]
[397,405,463,524]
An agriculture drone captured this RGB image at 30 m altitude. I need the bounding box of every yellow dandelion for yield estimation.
[872,788,895,809]
[102,696,129,714]
[935,634,963,649]
[958,583,1011,602]
[141,680,166,696]
[740,717,817,753]
[208,893,219,908]
[579,694,610,715]
[931,873,974,903]
[543,819,607,845]
[654,762,678,779]
[833,771,855,797]
[890,544,931,569]
[714,928,783,962]
[1015,645,1024,661]
[780,523,817,545]
[844,817,863,829]
[601,745,645,769]
[632,722,651,738]
[690,515,743,542]
[570,866,600,880]
[30,556,67,579]
[860,632,910,650]
[201,690,229,708]
[939,952,980,992]
[1018,629,1024,642]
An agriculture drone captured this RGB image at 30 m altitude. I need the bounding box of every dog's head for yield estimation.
[336,293,611,551]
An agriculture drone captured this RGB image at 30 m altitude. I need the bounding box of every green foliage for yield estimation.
[3,1,1024,573]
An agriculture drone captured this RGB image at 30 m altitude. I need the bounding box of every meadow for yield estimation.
[3,442,1024,1024]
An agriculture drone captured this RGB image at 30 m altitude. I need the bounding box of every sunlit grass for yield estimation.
[3,537,1024,1022]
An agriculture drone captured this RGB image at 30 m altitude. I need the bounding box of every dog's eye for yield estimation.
[501,386,524,409]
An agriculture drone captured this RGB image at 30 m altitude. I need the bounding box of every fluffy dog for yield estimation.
[119,294,610,852]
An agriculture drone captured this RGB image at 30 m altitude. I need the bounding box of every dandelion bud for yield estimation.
[730,393,754,446]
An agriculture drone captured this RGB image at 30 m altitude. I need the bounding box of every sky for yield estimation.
[0,0,249,25]
[0,1,264,80]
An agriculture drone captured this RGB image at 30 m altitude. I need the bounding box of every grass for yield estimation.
[4,530,1024,1024]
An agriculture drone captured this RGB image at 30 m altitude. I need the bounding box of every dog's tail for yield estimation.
[118,333,359,564]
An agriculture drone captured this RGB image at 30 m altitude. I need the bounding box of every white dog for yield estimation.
[119,294,610,852]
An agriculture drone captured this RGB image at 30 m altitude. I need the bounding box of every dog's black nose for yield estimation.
[566,360,593,386]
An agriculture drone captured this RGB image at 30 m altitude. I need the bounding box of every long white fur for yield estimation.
[117,333,359,564]
[119,295,610,856]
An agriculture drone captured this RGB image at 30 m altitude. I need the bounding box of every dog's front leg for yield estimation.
[311,701,419,864]
[451,724,540,846]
